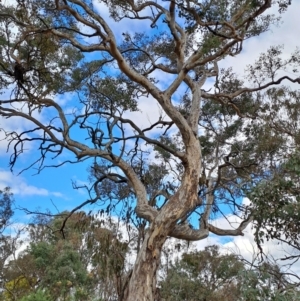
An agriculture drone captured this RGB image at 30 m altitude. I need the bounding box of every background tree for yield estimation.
[0,188,13,232]
[0,0,300,300]
[0,188,22,300]
[1,211,129,301]
[249,152,300,257]
[159,245,300,301]
[160,245,244,301]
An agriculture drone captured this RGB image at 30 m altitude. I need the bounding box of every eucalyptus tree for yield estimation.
[160,245,300,301]
[0,0,299,300]
[0,188,16,296]
[160,245,244,301]
[2,211,129,301]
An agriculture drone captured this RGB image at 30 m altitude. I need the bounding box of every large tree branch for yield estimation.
[208,215,253,236]
[170,223,209,240]
[0,98,159,222]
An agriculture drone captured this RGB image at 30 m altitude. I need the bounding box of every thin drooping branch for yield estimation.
[203,76,300,102]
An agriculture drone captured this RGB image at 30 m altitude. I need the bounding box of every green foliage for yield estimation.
[0,187,13,231]
[23,212,128,301]
[160,245,244,301]
[19,290,52,301]
[89,76,138,112]
[248,151,300,248]
[238,264,300,301]
[0,1,83,96]
[3,276,35,301]
[0,188,17,301]
[0,211,130,301]
[160,246,300,301]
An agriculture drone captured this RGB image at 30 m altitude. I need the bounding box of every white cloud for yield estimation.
[0,169,65,198]
[123,95,173,135]
[218,3,300,78]
[2,0,17,6]
[55,92,77,108]
[191,211,300,281]
[52,191,64,198]
[225,226,300,281]
[14,183,49,196]
[93,0,153,39]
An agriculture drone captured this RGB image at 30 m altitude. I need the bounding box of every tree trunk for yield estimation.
[124,230,165,301]
[123,140,201,301]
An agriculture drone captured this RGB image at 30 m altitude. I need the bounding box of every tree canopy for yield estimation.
[1,211,131,301]
[160,245,300,301]
[0,0,300,300]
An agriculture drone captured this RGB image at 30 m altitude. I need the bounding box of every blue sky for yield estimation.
[1,0,300,265]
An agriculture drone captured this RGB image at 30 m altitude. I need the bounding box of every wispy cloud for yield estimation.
[0,169,65,198]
